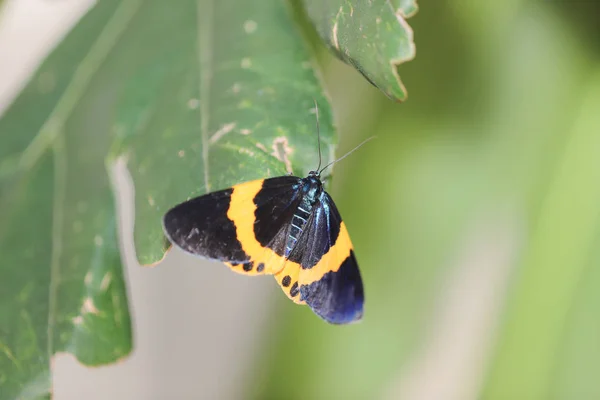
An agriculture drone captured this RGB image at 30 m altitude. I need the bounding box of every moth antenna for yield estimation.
[314,99,322,172]
[319,136,377,174]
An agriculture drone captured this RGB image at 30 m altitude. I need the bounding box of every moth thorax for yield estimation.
[302,175,323,204]
[284,176,322,257]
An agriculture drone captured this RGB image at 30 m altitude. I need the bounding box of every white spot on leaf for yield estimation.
[148,196,155,206]
[272,137,294,174]
[178,150,185,158]
[239,148,255,157]
[94,235,103,246]
[187,98,200,109]
[332,21,340,50]
[241,58,252,69]
[240,128,251,135]
[244,20,257,34]
[332,6,343,51]
[256,143,268,153]
[232,83,241,94]
[82,298,100,315]
[209,122,237,144]
[100,272,112,291]
[84,271,92,286]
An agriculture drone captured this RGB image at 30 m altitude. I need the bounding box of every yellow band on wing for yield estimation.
[227,179,354,302]
[227,179,301,276]
[298,222,353,285]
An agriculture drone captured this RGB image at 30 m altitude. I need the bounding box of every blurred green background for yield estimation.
[1,0,600,399]
[254,1,600,399]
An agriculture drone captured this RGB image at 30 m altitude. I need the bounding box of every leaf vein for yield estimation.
[44,0,144,359]
[18,0,145,173]
[198,0,213,192]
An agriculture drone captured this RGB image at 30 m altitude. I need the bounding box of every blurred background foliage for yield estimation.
[255,0,600,399]
[1,0,600,398]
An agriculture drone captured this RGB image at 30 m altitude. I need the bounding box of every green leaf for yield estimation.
[0,0,334,396]
[0,2,134,398]
[109,0,335,265]
[302,0,417,101]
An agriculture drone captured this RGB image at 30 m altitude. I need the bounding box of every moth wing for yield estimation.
[277,192,364,324]
[163,188,246,261]
[163,176,302,275]
[224,176,305,275]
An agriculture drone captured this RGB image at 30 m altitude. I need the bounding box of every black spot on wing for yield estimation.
[163,189,249,263]
[299,251,364,324]
[288,191,342,269]
[290,282,299,297]
[253,176,303,256]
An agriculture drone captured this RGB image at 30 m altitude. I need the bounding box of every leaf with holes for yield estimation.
[302,0,417,101]
[0,0,334,396]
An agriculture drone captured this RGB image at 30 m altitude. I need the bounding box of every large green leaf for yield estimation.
[0,0,334,396]
[109,0,334,265]
[0,2,134,397]
[302,0,417,101]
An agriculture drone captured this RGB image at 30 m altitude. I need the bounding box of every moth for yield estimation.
[163,106,370,324]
